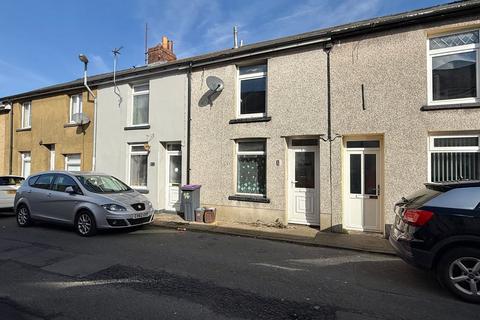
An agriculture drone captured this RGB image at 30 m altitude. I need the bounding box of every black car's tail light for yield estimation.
[403,209,434,226]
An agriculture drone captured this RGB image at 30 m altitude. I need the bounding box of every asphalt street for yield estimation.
[0,210,479,320]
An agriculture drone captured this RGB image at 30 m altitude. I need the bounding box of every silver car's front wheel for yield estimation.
[16,205,32,227]
[75,211,96,237]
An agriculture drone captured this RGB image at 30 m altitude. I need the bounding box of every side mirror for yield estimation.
[65,186,76,194]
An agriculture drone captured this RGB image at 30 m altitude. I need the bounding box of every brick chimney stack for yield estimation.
[147,36,177,64]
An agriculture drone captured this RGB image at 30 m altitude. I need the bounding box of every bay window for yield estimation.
[236,140,266,195]
[429,135,480,182]
[428,30,479,104]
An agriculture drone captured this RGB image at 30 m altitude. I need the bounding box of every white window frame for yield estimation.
[21,152,31,177]
[427,134,480,182]
[130,83,150,126]
[69,94,83,123]
[237,65,267,119]
[128,143,148,189]
[64,154,81,172]
[427,30,480,106]
[235,140,266,196]
[21,102,31,129]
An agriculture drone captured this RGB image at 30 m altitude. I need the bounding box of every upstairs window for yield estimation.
[429,134,480,182]
[428,30,479,104]
[236,140,266,196]
[132,84,149,125]
[21,102,31,128]
[238,64,267,117]
[69,94,83,123]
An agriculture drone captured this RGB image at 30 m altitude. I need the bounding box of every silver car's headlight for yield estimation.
[102,204,127,212]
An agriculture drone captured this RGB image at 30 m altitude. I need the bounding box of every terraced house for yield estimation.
[0,84,95,176]
[188,0,480,235]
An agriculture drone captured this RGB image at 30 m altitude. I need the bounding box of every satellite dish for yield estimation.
[72,113,90,125]
[206,76,224,92]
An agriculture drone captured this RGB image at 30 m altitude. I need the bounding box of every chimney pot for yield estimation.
[147,36,176,64]
[162,36,168,49]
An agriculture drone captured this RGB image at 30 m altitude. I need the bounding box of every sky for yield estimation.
[0,0,452,96]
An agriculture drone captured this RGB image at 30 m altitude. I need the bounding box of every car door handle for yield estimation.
[47,193,52,198]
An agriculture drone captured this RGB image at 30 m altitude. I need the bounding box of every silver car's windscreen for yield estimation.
[75,175,132,193]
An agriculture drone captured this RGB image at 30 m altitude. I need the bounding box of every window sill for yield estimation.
[124,125,151,130]
[229,116,271,124]
[64,123,81,128]
[228,195,270,203]
[133,188,149,194]
[421,103,480,111]
[16,127,31,132]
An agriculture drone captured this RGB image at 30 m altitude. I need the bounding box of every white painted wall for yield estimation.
[96,72,187,209]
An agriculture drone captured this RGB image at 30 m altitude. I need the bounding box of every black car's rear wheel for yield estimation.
[437,247,480,303]
[16,205,32,227]
[75,211,97,237]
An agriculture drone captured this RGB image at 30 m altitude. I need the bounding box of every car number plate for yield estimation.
[6,190,16,195]
[133,212,148,219]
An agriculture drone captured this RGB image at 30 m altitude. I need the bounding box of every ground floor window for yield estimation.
[429,135,480,182]
[236,140,266,195]
[21,152,31,177]
[129,144,148,188]
[65,154,81,172]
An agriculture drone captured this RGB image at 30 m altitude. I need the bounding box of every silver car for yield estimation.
[14,171,154,236]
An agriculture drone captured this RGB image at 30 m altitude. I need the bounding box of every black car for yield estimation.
[390,181,480,303]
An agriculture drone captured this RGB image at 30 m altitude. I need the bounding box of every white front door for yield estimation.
[344,140,382,232]
[288,140,319,225]
[165,144,182,211]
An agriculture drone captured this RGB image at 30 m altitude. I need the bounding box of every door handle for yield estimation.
[377,185,381,196]
[47,193,52,198]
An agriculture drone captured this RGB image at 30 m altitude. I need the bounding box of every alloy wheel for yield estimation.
[17,207,29,226]
[449,257,480,296]
[77,213,92,235]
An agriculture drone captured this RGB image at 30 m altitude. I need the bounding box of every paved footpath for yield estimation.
[0,212,479,320]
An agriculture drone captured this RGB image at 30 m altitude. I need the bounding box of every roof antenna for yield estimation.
[144,23,148,64]
[112,46,123,107]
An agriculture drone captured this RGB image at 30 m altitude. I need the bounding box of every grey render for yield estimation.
[95,72,187,210]
[189,12,480,233]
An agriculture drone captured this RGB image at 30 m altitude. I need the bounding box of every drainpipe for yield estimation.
[8,103,13,174]
[186,62,192,184]
[79,55,97,171]
[323,43,334,232]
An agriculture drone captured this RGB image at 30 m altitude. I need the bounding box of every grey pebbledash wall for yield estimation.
[189,13,480,234]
